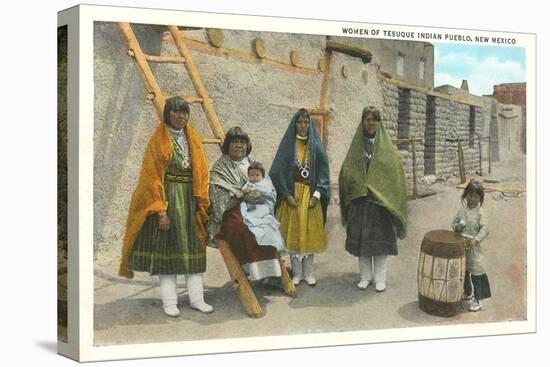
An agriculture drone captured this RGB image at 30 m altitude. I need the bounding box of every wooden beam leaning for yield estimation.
[277,253,296,297]
[118,23,165,118]
[168,26,226,142]
[216,239,264,318]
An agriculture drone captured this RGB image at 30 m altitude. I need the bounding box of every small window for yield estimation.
[419,58,425,80]
[397,52,405,76]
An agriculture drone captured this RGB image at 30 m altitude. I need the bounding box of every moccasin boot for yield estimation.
[186,273,214,314]
[302,254,317,286]
[290,254,303,286]
[373,255,387,292]
[159,274,180,317]
[357,256,373,290]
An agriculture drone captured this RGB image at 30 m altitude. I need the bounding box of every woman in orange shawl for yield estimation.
[119,96,212,317]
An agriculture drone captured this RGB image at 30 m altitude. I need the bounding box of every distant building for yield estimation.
[488,83,526,153]
[435,82,526,160]
[489,82,526,107]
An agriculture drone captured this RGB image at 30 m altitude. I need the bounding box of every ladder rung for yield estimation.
[203,138,223,144]
[308,108,330,116]
[164,95,204,104]
[144,54,186,64]
[183,96,204,104]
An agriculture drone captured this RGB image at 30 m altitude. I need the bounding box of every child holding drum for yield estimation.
[452,179,491,312]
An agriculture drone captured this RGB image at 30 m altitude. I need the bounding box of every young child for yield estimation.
[240,162,287,254]
[452,179,491,312]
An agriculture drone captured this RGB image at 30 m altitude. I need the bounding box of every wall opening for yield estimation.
[424,96,436,175]
[419,58,425,81]
[397,52,405,77]
[490,102,499,162]
[469,105,476,148]
[397,88,411,152]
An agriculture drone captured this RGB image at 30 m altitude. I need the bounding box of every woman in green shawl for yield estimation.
[339,106,407,292]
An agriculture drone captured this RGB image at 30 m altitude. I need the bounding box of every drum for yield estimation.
[417,230,466,317]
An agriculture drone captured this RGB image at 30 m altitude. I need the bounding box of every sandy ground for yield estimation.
[93,158,527,346]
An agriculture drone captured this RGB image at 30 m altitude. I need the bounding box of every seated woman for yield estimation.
[208,127,292,288]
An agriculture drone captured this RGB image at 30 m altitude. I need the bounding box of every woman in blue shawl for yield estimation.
[270,109,330,286]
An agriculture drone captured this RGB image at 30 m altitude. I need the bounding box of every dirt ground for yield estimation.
[93,158,527,346]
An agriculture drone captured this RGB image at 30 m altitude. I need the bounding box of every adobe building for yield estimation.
[489,82,526,154]
[491,82,526,107]
[330,37,435,90]
[90,23,525,251]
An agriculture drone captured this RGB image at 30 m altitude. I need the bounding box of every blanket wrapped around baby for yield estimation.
[240,176,287,254]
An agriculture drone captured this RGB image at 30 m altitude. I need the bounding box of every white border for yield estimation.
[65,3,536,362]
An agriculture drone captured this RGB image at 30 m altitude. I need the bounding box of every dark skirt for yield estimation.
[218,205,277,265]
[345,197,398,257]
[128,180,206,275]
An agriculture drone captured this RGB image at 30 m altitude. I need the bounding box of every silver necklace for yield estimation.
[295,142,310,179]
[169,130,191,169]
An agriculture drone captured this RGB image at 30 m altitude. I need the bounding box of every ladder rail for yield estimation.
[118,22,225,144]
[168,25,225,141]
[118,23,166,118]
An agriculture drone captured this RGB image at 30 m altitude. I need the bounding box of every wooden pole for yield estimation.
[168,26,225,141]
[318,49,333,143]
[216,239,264,318]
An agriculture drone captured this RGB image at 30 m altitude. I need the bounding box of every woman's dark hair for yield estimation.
[361,106,382,122]
[222,126,252,156]
[247,161,265,177]
[294,108,310,128]
[163,96,190,124]
[461,178,485,206]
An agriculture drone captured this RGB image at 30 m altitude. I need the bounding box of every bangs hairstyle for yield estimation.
[247,161,265,177]
[461,178,485,206]
[222,126,252,156]
[361,106,382,122]
[163,96,190,124]
[296,108,310,121]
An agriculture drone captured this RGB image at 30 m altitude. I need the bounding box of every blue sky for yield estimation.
[433,43,525,96]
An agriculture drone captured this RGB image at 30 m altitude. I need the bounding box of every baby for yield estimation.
[240,162,286,254]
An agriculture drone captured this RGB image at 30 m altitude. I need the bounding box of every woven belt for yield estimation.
[165,173,193,183]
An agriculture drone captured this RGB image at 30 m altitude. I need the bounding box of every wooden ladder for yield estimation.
[118,23,225,144]
[118,23,297,317]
